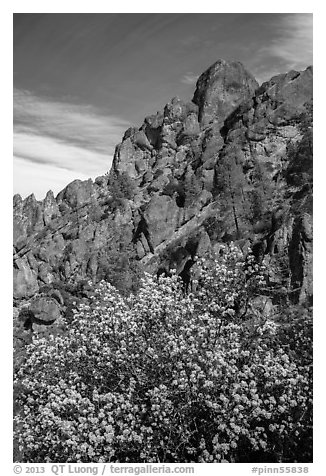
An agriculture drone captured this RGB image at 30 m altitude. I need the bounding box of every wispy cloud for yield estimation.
[14,89,129,199]
[179,34,213,50]
[14,132,108,174]
[180,72,198,85]
[14,156,92,200]
[252,14,312,82]
[263,14,312,67]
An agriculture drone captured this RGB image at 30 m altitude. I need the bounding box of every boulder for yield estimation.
[13,258,39,299]
[56,179,96,210]
[163,97,197,124]
[133,130,153,151]
[193,59,259,126]
[112,139,138,178]
[43,190,60,225]
[29,296,61,323]
[143,195,179,248]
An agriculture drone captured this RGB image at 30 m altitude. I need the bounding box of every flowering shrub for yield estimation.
[14,244,312,463]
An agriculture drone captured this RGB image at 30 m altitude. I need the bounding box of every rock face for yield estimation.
[29,296,62,323]
[13,59,313,320]
[193,59,259,126]
[13,257,39,299]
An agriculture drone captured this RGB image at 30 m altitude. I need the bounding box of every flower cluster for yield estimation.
[14,244,312,463]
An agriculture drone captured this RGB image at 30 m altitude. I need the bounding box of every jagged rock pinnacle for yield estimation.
[192,59,259,126]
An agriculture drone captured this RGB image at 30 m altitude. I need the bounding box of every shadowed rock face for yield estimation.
[13,59,313,313]
[192,59,259,126]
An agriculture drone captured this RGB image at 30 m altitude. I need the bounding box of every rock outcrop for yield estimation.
[13,59,313,325]
[193,59,259,126]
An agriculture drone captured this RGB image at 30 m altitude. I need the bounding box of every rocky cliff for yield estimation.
[13,60,313,325]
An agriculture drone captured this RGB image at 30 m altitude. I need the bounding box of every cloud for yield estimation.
[13,89,130,199]
[180,72,198,85]
[14,156,92,200]
[14,131,111,175]
[14,88,129,154]
[254,14,312,81]
[179,34,213,50]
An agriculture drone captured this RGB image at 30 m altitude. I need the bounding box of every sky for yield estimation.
[13,13,313,200]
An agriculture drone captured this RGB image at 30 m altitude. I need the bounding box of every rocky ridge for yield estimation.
[13,60,313,326]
